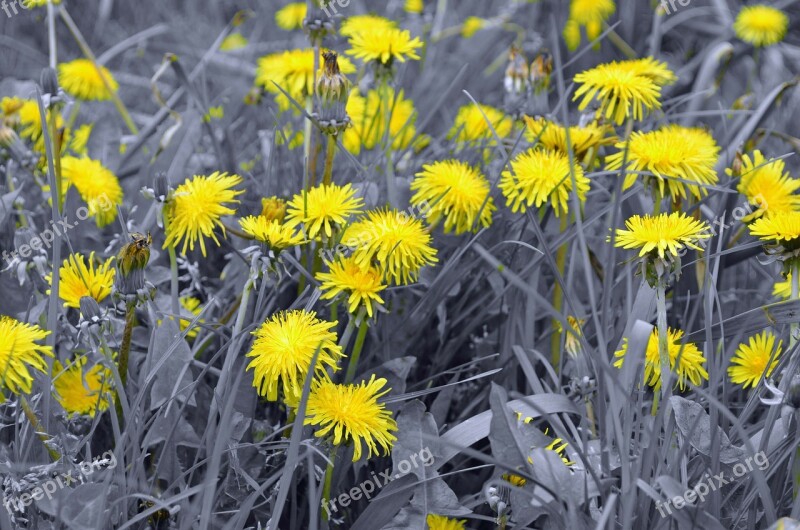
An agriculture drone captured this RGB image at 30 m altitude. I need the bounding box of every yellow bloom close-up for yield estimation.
[58,59,119,101]
[563,0,616,51]
[347,27,424,65]
[304,375,398,461]
[426,514,467,530]
[316,255,386,318]
[448,103,512,144]
[344,87,420,154]
[239,215,305,252]
[163,172,243,256]
[734,4,788,47]
[53,357,113,417]
[613,212,710,260]
[275,2,306,30]
[749,211,800,244]
[49,251,115,309]
[728,331,782,389]
[524,115,614,158]
[60,156,124,227]
[285,183,364,239]
[732,150,800,220]
[338,15,397,38]
[573,60,662,124]
[246,310,344,402]
[0,316,53,402]
[614,327,708,391]
[499,148,589,217]
[411,160,495,234]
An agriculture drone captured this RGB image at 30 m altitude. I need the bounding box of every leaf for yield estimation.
[488,383,536,471]
[149,318,197,410]
[669,396,746,464]
[59,484,107,530]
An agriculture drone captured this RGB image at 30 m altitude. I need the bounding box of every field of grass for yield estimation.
[2,0,800,528]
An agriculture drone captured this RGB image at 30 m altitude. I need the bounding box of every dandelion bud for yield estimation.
[316,51,351,135]
[114,232,153,302]
[153,173,171,202]
[259,196,287,223]
[78,296,106,334]
[40,67,59,99]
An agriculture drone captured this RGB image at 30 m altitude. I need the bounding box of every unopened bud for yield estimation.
[40,67,59,98]
[316,51,351,135]
[260,196,287,223]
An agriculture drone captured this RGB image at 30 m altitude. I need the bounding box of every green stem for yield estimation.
[321,445,339,521]
[46,0,57,69]
[118,303,135,389]
[792,262,799,349]
[550,213,569,367]
[48,108,63,213]
[303,95,315,189]
[20,395,60,461]
[655,278,671,415]
[344,312,368,384]
[322,134,336,187]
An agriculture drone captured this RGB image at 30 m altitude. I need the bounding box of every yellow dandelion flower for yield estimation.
[728,331,782,389]
[17,99,65,153]
[558,315,585,358]
[499,148,589,217]
[343,209,439,285]
[339,15,397,38]
[316,256,386,318]
[239,216,305,252]
[346,27,423,65]
[749,211,800,248]
[426,514,467,530]
[255,49,356,108]
[523,116,614,158]
[163,172,243,256]
[285,183,364,239]
[69,123,93,156]
[462,16,486,38]
[405,0,423,14]
[275,2,307,30]
[563,0,615,51]
[60,156,124,227]
[220,32,248,51]
[448,103,512,144]
[606,125,720,200]
[614,327,708,391]
[411,160,495,234]
[260,196,287,222]
[502,473,528,487]
[732,150,800,220]
[774,272,793,299]
[246,310,344,402]
[20,0,62,6]
[573,61,661,124]
[344,87,419,154]
[612,212,710,260]
[48,252,115,309]
[734,5,788,47]
[53,357,112,417]
[544,437,576,466]
[618,57,677,87]
[304,375,398,461]
[0,316,53,402]
[58,59,118,101]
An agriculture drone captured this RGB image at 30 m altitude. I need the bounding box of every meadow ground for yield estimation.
[2,0,800,529]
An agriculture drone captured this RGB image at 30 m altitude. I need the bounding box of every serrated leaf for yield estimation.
[670,396,746,464]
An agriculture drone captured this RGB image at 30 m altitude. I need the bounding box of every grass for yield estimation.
[1,0,800,529]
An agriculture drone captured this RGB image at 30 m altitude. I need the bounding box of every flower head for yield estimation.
[220,33,248,51]
[346,27,423,66]
[728,331,782,389]
[411,160,495,234]
[285,183,364,239]
[613,212,710,260]
[448,103,512,144]
[617,57,677,87]
[499,148,589,217]
[163,172,243,256]
[749,211,800,245]
[339,14,397,37]
[732,150,800,220]
[275,2,307,30]
[49,252,115,309]
[316,256,386,318]
[260,196,287,222]
[344,87,420,154]
[60,156,124,227]
[246,310,344,402]
[774,272,793,299]
[405,0,423,13]
[734,5,788,47]
[53,357,112,417]
[426,514,467,530]
[462,17,486,38]
[614,327,708,391]
[304,375,398,461]
[563,0,615,51]
[343,209,438,285]
[523,116,614,158]
[239,216,305,252]
[606,125,720,200]
[58,59,118,101]
[0,316,53,401]
[573,60,662,124]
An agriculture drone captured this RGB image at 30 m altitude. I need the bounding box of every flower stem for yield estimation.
[19,395,60,461]
[792,262,799,349]
[116,303,136,422]
[655,278,671,414]
[550,213,569,367]
[322,134,336,187]
[344,311,368,384]
[321,445,340,521]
